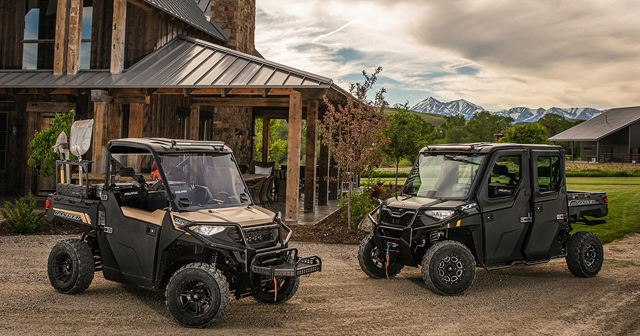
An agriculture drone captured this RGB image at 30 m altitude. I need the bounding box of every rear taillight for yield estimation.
[604,197,608,204]
[45,200,51,211]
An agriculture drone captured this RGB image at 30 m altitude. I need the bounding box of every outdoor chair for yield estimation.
[249,160,275,175]
[247,178,264,205]
[259,175,275,206]
[274,169,286,202]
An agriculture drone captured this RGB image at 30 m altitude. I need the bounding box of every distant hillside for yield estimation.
[408,97,606,123]
[384,107,446,125]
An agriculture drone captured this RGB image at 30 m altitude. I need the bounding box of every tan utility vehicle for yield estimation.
[45,132,321,328]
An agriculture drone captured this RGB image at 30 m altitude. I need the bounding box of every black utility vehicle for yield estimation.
[46,135,321,328]
[359,143,607,295]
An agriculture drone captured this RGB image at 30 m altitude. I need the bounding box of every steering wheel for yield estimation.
[210,191,229,204]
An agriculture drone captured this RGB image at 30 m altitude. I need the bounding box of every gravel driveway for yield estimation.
[1,234,639,335]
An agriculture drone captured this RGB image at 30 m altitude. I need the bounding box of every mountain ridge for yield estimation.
[409,97,605,122]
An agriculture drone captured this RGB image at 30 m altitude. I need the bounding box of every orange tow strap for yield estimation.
[386,244,390,279]
[274,277,277,302]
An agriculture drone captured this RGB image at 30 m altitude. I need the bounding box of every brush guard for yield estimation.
[250,248,322,277]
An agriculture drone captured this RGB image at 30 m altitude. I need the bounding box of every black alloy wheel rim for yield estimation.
[370,246,385,269]
[584,242,599,268]
[178,279,214,317]
[438,254,464,284]
[53,252,73,285]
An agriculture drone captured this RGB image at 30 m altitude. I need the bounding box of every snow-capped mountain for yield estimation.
[409,97,605,122]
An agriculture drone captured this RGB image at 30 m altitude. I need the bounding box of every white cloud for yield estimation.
[255,0,640,110]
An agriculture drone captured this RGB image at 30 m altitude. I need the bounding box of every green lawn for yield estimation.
[361,176,639,244]
[566,177,640,244]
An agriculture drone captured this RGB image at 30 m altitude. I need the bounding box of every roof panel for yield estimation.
[266,70,290,86]
[247,66,275,85]
[284,74,304,86]
[195,55,237,85]
[549,106,640,141]
[179,51,225,85]
[0,72,28,85]
[213,59,250,85]
[156,48,214,85]
[230,62,262,85]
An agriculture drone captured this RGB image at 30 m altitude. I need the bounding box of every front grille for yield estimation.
[380,210,414,227]
[229,228,274,245]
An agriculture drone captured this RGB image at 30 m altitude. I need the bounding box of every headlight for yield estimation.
[192,225,225,236]
[423,210,456,220]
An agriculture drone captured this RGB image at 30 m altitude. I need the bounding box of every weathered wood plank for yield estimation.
[285,92,302,223]
[67,0,83,74]
[304,100,318,212]
[127,0,152,12]
[111,0,127,74]
[261,118,270,162]
[92,102,108,173]
[25,102,76,113]
[192,97,290,107]
[128,103,145,170]
[54,0,70,74]
[189,106,200,140]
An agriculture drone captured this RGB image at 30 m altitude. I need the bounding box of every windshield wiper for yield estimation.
[444,155,480,165]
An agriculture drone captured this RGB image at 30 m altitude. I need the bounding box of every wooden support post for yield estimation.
[318,142,330,206]
[128,103,145,171]
[111,0,127,74]
[92,102,108,174]
[53,0,70,74]
[261,118,270,162]
[67,0,83,74]
[304,100,318,212]
[285,92,302,224]
[189,106,200,140]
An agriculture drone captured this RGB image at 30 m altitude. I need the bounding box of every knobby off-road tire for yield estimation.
[566,231,603,278]
[254,276,300,304]
[47,239,95,294]
[166,263,231,328]
[421,240,476,296]
[358,233,404,279]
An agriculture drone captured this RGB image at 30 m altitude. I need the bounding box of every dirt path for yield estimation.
[0,234,639,335]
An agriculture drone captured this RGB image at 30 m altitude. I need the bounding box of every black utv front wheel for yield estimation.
[254,276,300,304]
[358,233,404,279]
[47,239,95,294]
[566,231,603,278]
[166,263,231,328]
[421,240,476,296]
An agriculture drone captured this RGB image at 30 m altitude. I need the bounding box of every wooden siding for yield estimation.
[91,0,114,69]
[0,0,26,69]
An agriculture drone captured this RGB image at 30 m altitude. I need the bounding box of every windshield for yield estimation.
[158,153,251,210]
[403,153,484,199]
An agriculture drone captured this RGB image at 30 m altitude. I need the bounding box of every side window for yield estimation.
[488,155,521,198]
[537,156,561,193]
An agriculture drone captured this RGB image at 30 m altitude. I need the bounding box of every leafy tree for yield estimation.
[320,67,390,229]
[499,122,551,145]
[254,118,293,167]
[438,115,467,143]
[464,111,513,142]
[28,110,75,178]
[536,113,573,138]
[382,105,435,178]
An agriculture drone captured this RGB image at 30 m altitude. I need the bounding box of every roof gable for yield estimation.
[549,106,640,141]
[142,0,228,43]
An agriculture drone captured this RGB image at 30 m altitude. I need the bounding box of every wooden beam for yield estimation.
[127,0,152,12]
[285,92,302,223]
[53,0,70,74]
[261,118,270,162]
[49,88,75,95]
[318,142,330,205]
[114,93,146,104]
[189,106,200,140]
[304,100,318,212]
[128,103,145,170]
[0,89,6,94]
[111,0,127,74]
[262,88,271,97]
[192,97,290,107]
[91,90,112,102]
[154,88,182,94]
[188,87,298,96]
[92,102,108,173]
[67,0,83,74]
[17,89,42,95]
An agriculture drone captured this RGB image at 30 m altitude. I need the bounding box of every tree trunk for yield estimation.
[347,170,352,230]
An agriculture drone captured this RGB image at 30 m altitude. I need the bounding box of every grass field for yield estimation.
[361,176,639,244]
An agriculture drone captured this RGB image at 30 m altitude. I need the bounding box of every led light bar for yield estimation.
[171,140,225,149]
[426,145,474,151]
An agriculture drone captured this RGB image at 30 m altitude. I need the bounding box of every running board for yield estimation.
[483,253,566,271]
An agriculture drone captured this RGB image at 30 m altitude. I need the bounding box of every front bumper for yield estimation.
[250,248,322,277]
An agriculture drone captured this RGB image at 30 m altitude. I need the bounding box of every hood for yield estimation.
[173,206,276,227]
[385,196,467,210]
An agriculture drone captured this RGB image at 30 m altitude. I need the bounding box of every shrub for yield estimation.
[1,193,45,234]
[338,190,377,229]
[28,110,75,178]
[369,184,386,199]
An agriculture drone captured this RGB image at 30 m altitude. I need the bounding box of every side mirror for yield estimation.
[119,167,136,177]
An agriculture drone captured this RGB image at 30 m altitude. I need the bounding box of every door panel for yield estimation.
[523,152,568,259]
[478,151,531,266]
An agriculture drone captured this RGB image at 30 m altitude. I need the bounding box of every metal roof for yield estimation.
[0,35,335,90]
[549,106,640,141]
[142,0,228,43]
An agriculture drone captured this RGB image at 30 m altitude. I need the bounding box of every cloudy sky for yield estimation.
[255,0,640,111]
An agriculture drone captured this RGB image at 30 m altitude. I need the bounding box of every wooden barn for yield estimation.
[0,0,346,223]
